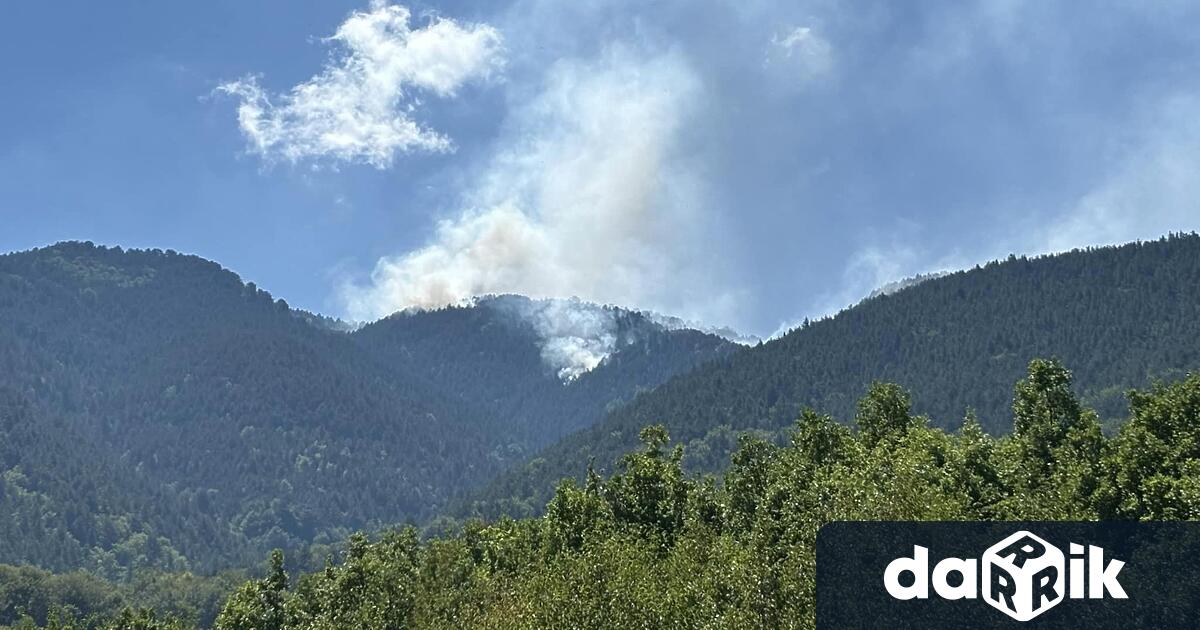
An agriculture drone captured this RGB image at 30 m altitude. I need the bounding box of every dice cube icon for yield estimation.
[981,531,1064,621]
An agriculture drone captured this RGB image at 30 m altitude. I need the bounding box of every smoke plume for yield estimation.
[340,46,715,322]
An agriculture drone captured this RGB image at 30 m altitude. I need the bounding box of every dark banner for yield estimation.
[816,521,1200,629]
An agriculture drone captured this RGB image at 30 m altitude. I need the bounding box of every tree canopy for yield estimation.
[7,360,1199,629]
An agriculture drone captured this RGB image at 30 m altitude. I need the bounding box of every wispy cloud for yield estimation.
[218,2,503,168]
[1040,94,1200,253]
[340,46,731,325]
[783,87,1200,340]
[765,25,832,82]
[772,242,923,338]
[776,229,969,339]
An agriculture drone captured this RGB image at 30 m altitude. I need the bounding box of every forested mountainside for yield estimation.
[0,242,731,577]
[467,234,1200,518]
[353,296,736,453]
[8,362,1200,629]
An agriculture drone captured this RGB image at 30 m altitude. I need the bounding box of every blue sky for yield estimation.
[2,1,1199,336]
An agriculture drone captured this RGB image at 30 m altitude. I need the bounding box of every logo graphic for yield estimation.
[981,531,1065,621]
[883,530,1127,622]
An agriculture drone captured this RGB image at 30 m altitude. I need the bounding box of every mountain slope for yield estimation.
[352,295,737,456]
[0,242,499,574]
[0,242,732,575]
[466,233,1200,517]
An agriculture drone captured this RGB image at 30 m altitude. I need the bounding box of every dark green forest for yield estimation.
[4,361,1199,629]
[466,234,1200,519]
[3,235,1200,628]
[355,296,738,453]
[0,243,731,577]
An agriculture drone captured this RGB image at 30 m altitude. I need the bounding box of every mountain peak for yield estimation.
[472,295,755,380]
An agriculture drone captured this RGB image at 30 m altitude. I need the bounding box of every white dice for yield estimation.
[982,530,1065,621]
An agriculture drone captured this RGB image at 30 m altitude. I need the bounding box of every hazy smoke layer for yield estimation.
[341,46,709,323]
[646,312,762,346]
[866,271,951,300]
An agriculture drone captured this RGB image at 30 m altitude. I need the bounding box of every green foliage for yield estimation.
[472,234,1200,516]
[6,237,1200,628]
[0,563,242,630]
[214,551,287,630]
[1013,358,1088,468]
[99,608,192,630]
[355,297,736,454]
[8,361,1200,629]
[0,243,728,575]
[855,382,918,446]
[1099,373,1200,519]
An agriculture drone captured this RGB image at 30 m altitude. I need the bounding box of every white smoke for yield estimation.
[866,271,951,300]
[645,312,762,346]
[772,237,969,339]
[1038,93,1200,253]
[340,46,715,324]
[483,295,754,381]
[514,298,620,381]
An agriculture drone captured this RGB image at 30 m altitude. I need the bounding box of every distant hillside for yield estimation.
[0,242,732,576]
[466,233,1200,518]
[354,295,736,455]
[866,270,950,300]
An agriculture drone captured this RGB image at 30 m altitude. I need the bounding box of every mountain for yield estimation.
[0,242,734,576]
[9,234,1200,576]
[353,295,738,456]
[866,270,951,300]
[465,233,1200,518]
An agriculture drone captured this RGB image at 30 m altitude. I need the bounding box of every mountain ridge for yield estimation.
[0,241,733,575]
[462,233,1200,518]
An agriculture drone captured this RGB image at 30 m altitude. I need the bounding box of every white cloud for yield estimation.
[218,2,503,168]
[340,46,728,323]
[765,25,832,82]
